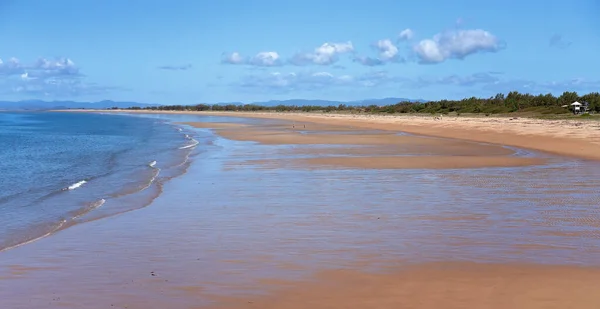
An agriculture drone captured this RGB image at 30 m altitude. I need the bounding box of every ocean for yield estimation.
[0,111,200,251]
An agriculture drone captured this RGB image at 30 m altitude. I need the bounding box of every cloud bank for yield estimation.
[221,25,504,67]
[221,51,283,66]
[232,69,600,96]
[0,57,120,97]
[290,42,354,66]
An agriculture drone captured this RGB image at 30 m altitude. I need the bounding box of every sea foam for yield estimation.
[65,180,87,191]
[179,138,199,150]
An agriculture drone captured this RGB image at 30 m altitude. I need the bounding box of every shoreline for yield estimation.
[56,109,600,161]
[3,111,600,308]
[180,121,549,170]
[0,113,198,253]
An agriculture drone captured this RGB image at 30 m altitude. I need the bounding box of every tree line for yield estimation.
[121,91,600,115]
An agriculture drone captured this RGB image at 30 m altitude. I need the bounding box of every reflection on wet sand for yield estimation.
[204,263,600,309]
[237,156,545,169]
[184,120,547,169]
[1,115,600,309]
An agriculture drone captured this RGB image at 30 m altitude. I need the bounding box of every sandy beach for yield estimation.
[180,120,546,170]
[87,110,600,161]
[4,0,599,307]
[203,111,600,161]
[2,110,600,309]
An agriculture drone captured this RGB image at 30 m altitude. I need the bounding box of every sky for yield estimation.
[0,0,599,104]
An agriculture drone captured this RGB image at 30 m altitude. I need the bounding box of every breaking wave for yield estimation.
[65,180,87,191]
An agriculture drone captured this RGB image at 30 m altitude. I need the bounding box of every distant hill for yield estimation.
[0,100,159,111]
[214,97,427,107]
[0,97,427,111]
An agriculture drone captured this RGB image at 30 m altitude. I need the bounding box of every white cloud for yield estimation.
[1,57,80,78]
[353,39,403,66]
[249,51,281,66]
[221,25,506,68]
[290,41,354,65]
[221,51,281,66]
[20,72,35,81]
[238,70,357,92]
[0,57,23,75]
[0,56,120,97]
[352,56,385,66]
[235,70,493,93]
[221,52,245,64]
[34,58,76,70]
[231,66,600,98]
[413,29,504,64]
[484,77,600,94]
[413,72,502,88]
[375,39,399,61]
[10,78,119,97]
[398,28,414,41]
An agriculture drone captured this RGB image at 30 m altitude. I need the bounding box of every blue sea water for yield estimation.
[0,112,200,251]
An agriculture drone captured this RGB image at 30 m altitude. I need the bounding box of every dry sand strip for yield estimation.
[202,262,600,309]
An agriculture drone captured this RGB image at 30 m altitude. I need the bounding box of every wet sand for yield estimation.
[2,112,600,309]
[207,263,600,309]
[181,121,547,169]
[83,109,600,161]
[191,111,600,161]
[240,156,544,170]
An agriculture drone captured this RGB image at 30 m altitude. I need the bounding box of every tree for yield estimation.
[558,91,579,106]
[149,91,598,115]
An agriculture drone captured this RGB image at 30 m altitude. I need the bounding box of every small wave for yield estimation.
[73,199,106,220]
[91,198,106,209]
[179,138,199,150]
[177,128,183,132]
[185,134,191,139]
[137,168,161,193]
[0,219,67,252]
[64,180,87,191]
[149,160,157,168]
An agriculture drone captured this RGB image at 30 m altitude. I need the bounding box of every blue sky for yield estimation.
[0,0,598,104]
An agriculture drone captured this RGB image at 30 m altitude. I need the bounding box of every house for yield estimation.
[571,101,582,114]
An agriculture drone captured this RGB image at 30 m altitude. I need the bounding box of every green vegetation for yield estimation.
[123,91,600,117]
